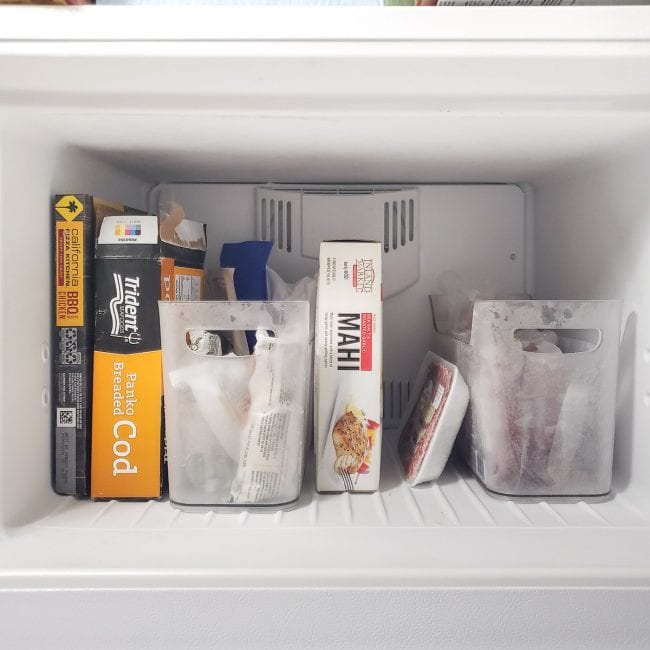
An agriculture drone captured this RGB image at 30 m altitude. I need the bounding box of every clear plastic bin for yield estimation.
[158,300,310,510]
[431,299,622,497]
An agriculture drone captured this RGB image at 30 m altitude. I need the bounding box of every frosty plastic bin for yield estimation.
[430,299,622,497]
[159,301,310,510]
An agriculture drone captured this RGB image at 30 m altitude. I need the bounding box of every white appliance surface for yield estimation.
[1,5,650,647]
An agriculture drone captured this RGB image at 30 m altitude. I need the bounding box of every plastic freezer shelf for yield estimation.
[2,438,650,591]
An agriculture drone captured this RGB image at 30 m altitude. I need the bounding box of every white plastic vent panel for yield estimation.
[256,186,420,298]
[257,189,295,253]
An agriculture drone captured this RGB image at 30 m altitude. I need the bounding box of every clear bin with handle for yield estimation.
[159,300,310,510]
[431,299,622,497]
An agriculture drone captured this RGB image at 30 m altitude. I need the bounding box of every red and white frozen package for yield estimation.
[398,351,469,486]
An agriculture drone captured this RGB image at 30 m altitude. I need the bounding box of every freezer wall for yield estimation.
[0,129,148,528]
[2,127,650,527]
[0,19,649,524]
[535,145,650,494]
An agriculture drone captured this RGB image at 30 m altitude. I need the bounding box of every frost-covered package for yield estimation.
[431,299,621,497]
[159,300,310,510]
[398,352,468,486]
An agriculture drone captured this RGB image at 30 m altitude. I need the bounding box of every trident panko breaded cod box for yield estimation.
[91,211,207,499]
[315,241,383,493]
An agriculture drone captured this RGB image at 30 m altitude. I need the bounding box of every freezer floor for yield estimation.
[36,438,650,531]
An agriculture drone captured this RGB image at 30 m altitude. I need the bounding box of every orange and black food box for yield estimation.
[52,194,144,496]
[91,213,207,499]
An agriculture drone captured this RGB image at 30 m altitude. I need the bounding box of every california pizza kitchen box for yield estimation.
[52,194,144,497]
[315,241,383,493]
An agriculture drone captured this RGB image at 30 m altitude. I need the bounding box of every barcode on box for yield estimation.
[56,408,76,428]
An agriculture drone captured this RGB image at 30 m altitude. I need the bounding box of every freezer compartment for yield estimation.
[0,123,648,572]
[0,10,650,603]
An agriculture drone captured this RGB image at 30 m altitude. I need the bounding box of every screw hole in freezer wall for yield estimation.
[41,388,49,408]
[41,343,49,363]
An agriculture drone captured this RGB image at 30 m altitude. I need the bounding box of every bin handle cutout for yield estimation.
[514,328,602,354]
[185,327,275,358]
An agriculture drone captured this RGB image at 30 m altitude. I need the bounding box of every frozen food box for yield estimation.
[91,213,207,499]
[398,351,469,486]
[315,241,383,493]
[52,194,144,496]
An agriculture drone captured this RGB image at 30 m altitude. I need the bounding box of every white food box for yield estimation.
[397,351,469,486]
[315,241,383,493]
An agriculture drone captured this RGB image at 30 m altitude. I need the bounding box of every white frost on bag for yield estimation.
[267,267,317,341]
[230,327,307,505]
[546,382,591,487]
[467,317,568,491]
[267,266,317,452]
[176,407,236,497]
[434,271,496,343]
[443,299,620,497]
[168,356,254,463]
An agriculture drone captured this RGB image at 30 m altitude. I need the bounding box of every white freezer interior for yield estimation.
[1,7,650,646]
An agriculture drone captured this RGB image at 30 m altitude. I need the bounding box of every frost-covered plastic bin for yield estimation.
[159,300,310,510]
[431,300,622,497]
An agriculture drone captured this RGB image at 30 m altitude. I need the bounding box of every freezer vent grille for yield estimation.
[383,199,415,253]
[260,197,293,252]
[256,186,420,298]
[382,379,412,428]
